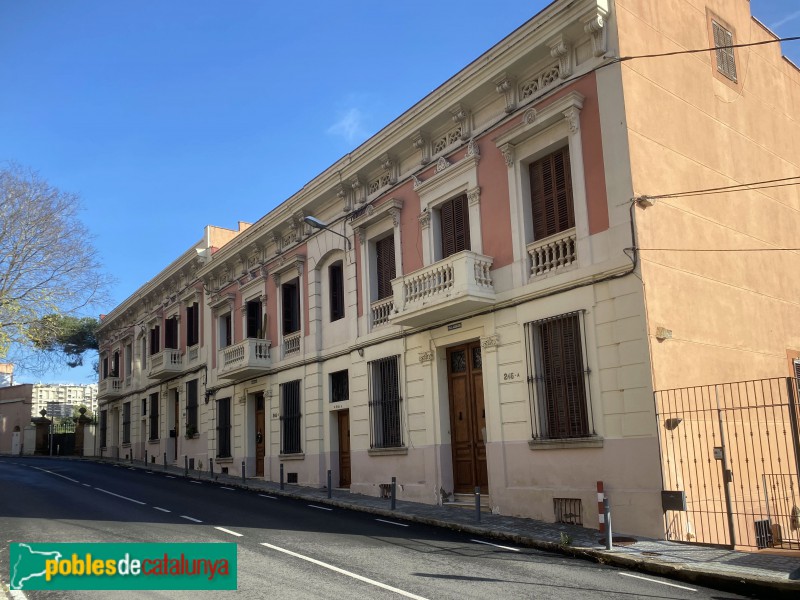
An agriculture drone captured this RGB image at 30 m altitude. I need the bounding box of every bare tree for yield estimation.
[0,164,111,372]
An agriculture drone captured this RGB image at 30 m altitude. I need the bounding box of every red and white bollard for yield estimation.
[597,481,605,533]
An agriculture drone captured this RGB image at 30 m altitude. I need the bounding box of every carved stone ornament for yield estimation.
[418,210,431,229]
[380,153,398,184]
[412,174,423,189]
[271,231,283,255]
[494,73,517,113]
[481,334,500,351]
[549,37,573,79]
[336,183,352,213]
[435,156,451,173]
[467,187,481,206]
[466,138,480,160]
[499,143,515,168]
[388,208,401,228]
[411,130,430,165]
[563,107,580,133]
[523,108,537,125]
[584,13,607,57]
[449,103,471,140]
[419,350,434,363]
[349,175,365,206]
[353,226,366,246]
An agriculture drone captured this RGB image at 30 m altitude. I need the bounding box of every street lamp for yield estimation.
[303,216,352,250]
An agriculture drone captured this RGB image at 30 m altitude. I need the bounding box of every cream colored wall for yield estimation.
[616,0,800,388]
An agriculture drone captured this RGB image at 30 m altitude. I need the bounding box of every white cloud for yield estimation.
[326,107,368,144]
[771,9,800,30]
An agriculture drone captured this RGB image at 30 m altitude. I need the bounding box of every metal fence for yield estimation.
[655,378,800,549]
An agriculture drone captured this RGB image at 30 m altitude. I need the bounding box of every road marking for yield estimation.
[82,483,91,487]
[190,481,202,484]
[258,494,277,499]
[220,486,235,491]
[619,572,696,591]
[153,507,171,513]
[32,466,80,483]
[375,519,410,527]
[214,526,243,537]
[94,487,146,505]
[308,504,333,511]
[9,588,28,600]
[128,467,136,470]
[470,539,520,552]
[180,515,203,523]
[166,476,176,479]
[146,471,154,474]
[260,543,429,600]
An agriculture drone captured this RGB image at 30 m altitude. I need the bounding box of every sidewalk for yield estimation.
[38,456,800,597]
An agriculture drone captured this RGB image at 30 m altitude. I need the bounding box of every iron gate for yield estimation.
[655,378,800,550]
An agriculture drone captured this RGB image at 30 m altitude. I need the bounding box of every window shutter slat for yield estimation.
[530,148,574,240]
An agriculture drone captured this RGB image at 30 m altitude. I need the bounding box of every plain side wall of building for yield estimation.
[0,384,33,453]
[616,0,800,388]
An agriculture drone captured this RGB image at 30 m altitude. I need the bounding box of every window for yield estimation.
[164,317,178,350]
[111,351,119,378]
[99,410,107,448]
[530,147,574,240]
[125,343,132,378]
[368,356,403,448]
[329,261,345,322]
[330,370,349,403]
[186,302,199,347]
[102,356,109,379]
[186,379,198,430]
[149,392,159,440]
[217,397,231,458]
[246,299,263,338]
[280,380,302,454]
[218,312,232,349]
[141,397,147,416]
[141,337,147,369]
[712,20,737,82]
[149,326,160,355]
[122,402,131,444]
[440,194,470,258]
[525,311,594,440]
[375,235,396,300]
[282,278,301,334]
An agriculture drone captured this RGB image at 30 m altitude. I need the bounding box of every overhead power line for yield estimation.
[636,176,800,201]
[617,36,800,62]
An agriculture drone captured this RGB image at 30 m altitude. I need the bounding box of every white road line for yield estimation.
[153,507,171,513]
[9,588,28,600]
[128,467,135,470]
[180,515,203,523]
[82,483,91,487]
[619,572,697,591]
[190,481,202,484]
[470,539,520,552]
[214,526,243,537]
[166,476,176,479]
[146,471,154,474]
[375,519,410,527]
[258,494,277,499]
[260,542,429,600]
[308,505,333,511]
[32,466,80,483]
[94,487,146,505]
[220,486,235,491]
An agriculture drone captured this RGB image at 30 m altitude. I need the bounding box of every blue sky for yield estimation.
[1,1,798,384]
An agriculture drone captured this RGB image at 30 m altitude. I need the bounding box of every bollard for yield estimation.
[391,477,397,511]
[130,452,133,464]
[210,457,214,479]
[475,487,481,523]
[280,464,284,490]
[57,444,60,456]
[242,461,246,484]
[184,455,189,477]
[327,470,332,499]
[145,449,148,465]
[163,452,167,470]
[604,497,612,550]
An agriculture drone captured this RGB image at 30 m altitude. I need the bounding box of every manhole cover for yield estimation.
[597,536,638,546]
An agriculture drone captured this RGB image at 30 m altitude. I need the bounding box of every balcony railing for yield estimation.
[218,338,272,380]
[283,331,301,358]
[98,377,122,399]
[371,297,394,328]
[390,250,495,327]
[527,228,576,277]
[149,348,183,380]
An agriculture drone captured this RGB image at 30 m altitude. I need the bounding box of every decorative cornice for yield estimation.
[481,334,500,350]
[548,34,573,79]
[467,186,481,206]
[411,130,430,165]
[563,106,580,133]
[465,138,480,161]
[583,6,608,57]
[348,197,404,231]
[412,174,423,189]
[449,103,471,140]
[435,156,451,173]
[494,72,517,113]
[418,211,431,229]
[523,108,537,125]
[499,143,516,168]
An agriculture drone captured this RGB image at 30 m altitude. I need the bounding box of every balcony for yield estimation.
[98,377,123,399]
[390,250,495,327]
[148,348,183,380]
[282,331,301,358]
[527,228,577,278]
[370,297,394,329]
[218,338,272,380]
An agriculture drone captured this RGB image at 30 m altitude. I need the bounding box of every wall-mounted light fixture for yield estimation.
[303,216,352,250]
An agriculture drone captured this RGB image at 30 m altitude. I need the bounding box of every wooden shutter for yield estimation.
[712,21,737,82]
[440,194,470,258]
[530,147,574,240]
[376,236,395,300]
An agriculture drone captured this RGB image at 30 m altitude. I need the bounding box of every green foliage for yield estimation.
[559,532,573,547]
[28,315,99,368]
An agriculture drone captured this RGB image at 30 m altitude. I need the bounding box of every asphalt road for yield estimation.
[0,457,749,600]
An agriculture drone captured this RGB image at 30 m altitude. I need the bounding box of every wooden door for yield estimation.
[338,410,351,488]
[447,342,488,493]
[255,394,265,477]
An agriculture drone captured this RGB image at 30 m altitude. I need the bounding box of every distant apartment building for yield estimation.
[96,0,800,546]
[31,383,99,420]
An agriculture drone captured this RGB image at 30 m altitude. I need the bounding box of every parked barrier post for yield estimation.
[280,463,284,490]
[210,457,214,479]
[475,487,481,523]
[144,449,147,466]
[327,470,332,499]
[391,477,397,511]
[184,455,189,477]
[604,497,612,550]
[242,461,246,484]
[163,452,167,470]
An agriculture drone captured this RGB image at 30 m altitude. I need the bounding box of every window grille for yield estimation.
[149,392,159,440]
[554,498,583,525]
[525,311,594,439]
[368,356,403,448]
[280,380,302,454]
[216,397,231,458]
[122,402,131,444]
[186,379,198,430]
[712,21,737,82]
